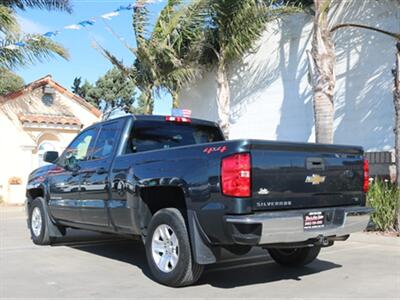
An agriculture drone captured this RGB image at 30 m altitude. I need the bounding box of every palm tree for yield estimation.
[151,0,207,108]
[132,0,206,112]
[96,0,206,114]
[196,0,269,137]
[306,0,335,144]
[0,0,70,69]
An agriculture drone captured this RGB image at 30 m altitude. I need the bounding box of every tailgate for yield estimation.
[249,141,365,211]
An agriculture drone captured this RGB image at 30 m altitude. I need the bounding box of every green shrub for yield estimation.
[367,180,399,231]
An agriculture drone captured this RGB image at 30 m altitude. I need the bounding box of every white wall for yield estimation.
[0,84,99,204]
[180,0,400,151]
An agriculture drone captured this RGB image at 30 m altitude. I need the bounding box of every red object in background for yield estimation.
[363,159,369,193]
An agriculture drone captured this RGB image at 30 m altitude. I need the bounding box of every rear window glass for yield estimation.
[125,120,223,153]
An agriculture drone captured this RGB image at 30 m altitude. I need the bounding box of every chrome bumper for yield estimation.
[225,206,373,245]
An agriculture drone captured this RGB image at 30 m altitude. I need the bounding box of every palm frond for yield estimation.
[91,40,136,82]
[210,0,268,62]
[1,0,72,12]
[133,1,151,48]
[0,5,19,35]
[0,34,68,69]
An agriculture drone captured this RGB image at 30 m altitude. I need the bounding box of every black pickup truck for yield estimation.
[26,114,372,286]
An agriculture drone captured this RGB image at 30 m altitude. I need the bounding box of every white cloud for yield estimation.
[16,16,49,34]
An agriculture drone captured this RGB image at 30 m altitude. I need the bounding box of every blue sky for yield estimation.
[15,0,172,115]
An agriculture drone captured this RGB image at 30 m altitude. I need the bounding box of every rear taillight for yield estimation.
[363,159,369,193]
[221,153,251,197]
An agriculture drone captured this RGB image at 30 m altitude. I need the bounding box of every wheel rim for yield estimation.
[31,207,42,237]
[151,224,179,273]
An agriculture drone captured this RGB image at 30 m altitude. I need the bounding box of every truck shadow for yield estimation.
[54,230,341,288]
[198,259,341,288]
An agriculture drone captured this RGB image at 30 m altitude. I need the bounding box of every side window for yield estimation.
[91,122,120,160]
[64,128,97,162]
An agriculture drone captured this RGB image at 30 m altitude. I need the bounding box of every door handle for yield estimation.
[96,167,107,175]
[306,157,325,170]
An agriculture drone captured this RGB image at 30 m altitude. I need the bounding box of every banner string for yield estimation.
[2,1,162,50]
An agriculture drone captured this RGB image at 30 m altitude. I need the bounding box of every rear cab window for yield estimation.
[125,120,224,154]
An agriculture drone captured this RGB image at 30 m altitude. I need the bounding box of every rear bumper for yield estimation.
[224,206,373,245]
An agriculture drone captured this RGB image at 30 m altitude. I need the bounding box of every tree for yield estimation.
[131,0,205,112]
[132,92,153,114]
[0,67,24,95]
[149,0,206,108]
[97,0,208,114]
[71,76,94,99]
[71,77,82,95]
[0,0,70,69]
[98,0,305,120]
[196,0,269,137]
[306,0,335,144]
[73,68,137,113]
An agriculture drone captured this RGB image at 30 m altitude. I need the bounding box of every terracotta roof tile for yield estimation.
[19,114,82,126]
[1,75,101,118]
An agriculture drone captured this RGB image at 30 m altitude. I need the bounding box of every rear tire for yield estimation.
[267,246,321,267]
[29,198,52,245]
[145,208,204,287]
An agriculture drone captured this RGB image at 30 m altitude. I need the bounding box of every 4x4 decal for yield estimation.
[203,145,227,154]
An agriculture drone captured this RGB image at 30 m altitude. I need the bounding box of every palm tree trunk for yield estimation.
[216,60,230,138]
[172,91,179,109]
[394,42,400,188]
[309,0,335,144]
[143,90,153,115]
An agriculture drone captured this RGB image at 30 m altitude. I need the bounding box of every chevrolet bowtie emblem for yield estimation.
[305,174,326,185]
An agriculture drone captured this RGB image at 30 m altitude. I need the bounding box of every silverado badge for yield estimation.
[305,174,326,185]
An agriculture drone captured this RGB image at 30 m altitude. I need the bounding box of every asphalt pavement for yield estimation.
[1,206,399,299]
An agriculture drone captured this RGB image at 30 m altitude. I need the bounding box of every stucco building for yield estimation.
[180,0,399,179]
[0,75,101,204]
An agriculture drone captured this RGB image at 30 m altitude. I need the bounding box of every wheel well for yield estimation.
[27,188,44,203]
[138,186,187,234]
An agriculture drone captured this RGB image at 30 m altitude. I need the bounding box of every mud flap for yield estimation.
[187,210,217,265]
[37,197,64,238]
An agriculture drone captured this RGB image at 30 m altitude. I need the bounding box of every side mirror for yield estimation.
[43,151,59,163]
